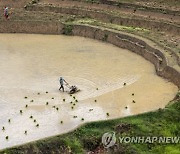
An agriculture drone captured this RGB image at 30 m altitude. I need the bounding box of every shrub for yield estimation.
[102,34,108,41]
[31,0,39,4]
[63,25,73,35]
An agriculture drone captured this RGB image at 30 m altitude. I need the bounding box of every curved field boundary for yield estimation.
[24,4,180,65]
[39,0,180,24]
[0,20,179,88]
[25,4,180,36]
[77,0,180,15]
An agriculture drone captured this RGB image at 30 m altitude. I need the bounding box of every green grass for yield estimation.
[85,0,99,4]
[2,92,180,153]
[73,18,151,34]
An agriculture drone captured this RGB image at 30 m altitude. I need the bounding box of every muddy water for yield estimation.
[0,34,178,149]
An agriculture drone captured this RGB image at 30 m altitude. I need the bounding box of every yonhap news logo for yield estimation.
[102,132,180,148]
[102,132,116,148]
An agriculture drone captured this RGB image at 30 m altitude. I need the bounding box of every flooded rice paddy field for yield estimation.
[0,34,178,149]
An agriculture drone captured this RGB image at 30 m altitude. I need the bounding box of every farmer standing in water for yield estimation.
[59,77,68,92]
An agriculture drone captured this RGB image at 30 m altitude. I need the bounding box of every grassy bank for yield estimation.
[2,92,180,154]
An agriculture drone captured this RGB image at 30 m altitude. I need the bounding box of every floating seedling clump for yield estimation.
[70,101,73,104]
[56,107,59,111]
[36,124,39,127]
[20,110,23,114]
[6,136,9,140]
[96,88,99,90]
[106,113,110,116]
[24,130,27,135]
[34,119,36,123]
[52,106,56,108]
[81,118,84,121]
[25,104,28,108]
[63,99,65,102]
[125,106,128,109]
[73,103,76,106]
[73,116,77,118]
[73,96,76,99]
[46,91,48,94]
[46,102,49,105]
[30,100,34,102]
[24,96,28,99]
[2,126,5,131]
[75,100,78,102]
[124,83,126,86]
[71,106,74,110]
[30,115,33,119]
[89,109,93,111]
[60,121,63,124]
[132,100,136,103]
[52,97,54,99]
[37,93,40,95]
[8,119,11,123]
[132,93,134,96]
[94,100,97,102]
